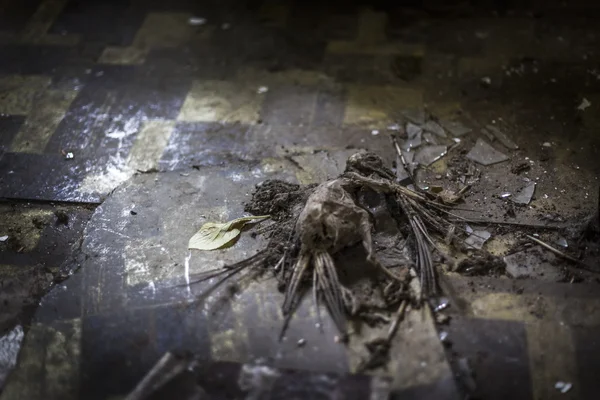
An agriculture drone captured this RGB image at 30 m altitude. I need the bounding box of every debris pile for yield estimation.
[189,152,473,368]
[185,113,600,372]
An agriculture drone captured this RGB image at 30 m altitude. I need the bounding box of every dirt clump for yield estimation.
[456,252,506,276]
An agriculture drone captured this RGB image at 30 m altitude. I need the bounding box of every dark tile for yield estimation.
[143,48,235,81]
[260,85,318,126]
[270,369,371,399]
[323,13,359,40]
[312,88,345,127]
[159,122,268,170]
[46,66,190,155]
[0,0,42,33]
[35,274,84,324]
[323,54,396,85]
[130,0,227,16]
[426,23,485,57]
[0,115,25,151]
[253,125,396,165]
[196,361,244,399]
[0,45,74,74]
[80,236,127,316]
[49,0,144,46]
[242,291,349,374]
[386,8,429,43]
[391,55,423,81]
[0,152,100,202]
[80,306,212,399]
[573,326,600,399]
[446,317,533,400]
[287,2,325,38]
[390,376,461,400]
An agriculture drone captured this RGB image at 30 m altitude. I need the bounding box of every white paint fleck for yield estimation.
[188,17,206,26]
[184,251,192,295]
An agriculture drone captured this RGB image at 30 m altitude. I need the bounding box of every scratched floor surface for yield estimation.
[1,0,600,399]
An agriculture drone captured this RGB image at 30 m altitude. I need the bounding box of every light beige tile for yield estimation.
[343,84,423,127]
[178,80,263,124]
[11,89,78,153]
[98,46,147,65]
[0,75,52,116]
[127,120,175,172]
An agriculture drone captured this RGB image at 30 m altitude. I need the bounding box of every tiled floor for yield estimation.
[1,0,600,399]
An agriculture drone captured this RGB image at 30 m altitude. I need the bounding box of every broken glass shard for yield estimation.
[414,145,447,166]
[512,181,536,205]
[440,119,472,137]
[401,130,422,151]
[486,125,518,150]
[556,237,568,248]
[466,139,509,165]
[465,229,491,249]
[423,132,438,145]
[406,122,422,139]
[422,120,447,138]
[395,155,411,182]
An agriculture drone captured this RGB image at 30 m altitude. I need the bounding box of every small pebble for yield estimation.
[257,86,269,94]
[0,235,8,242]
[65,152,74,159]
[542,142,552,147]
[297,339,306,347]
[371,129,380,136]
[130,210,137,216]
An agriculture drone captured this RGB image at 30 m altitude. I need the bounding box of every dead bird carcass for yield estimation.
[190,152,459,340]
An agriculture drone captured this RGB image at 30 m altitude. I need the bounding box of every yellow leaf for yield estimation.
[188,215,270,251]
